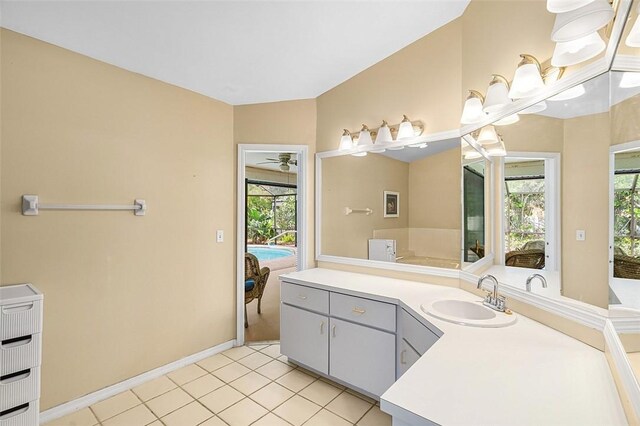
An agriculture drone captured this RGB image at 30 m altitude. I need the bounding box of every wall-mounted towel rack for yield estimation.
[21,195,146,216]
[344,207,373,216]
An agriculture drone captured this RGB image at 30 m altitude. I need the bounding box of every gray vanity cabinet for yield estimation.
[329,317,396,396]
[396,308,440,378]
[280,303,329,374]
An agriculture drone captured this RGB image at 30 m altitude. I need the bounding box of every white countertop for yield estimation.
[280,268,626,426]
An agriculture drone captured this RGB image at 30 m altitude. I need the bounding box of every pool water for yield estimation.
[248,246,295,261]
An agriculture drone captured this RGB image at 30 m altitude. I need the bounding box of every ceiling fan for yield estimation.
[257,153,298,171]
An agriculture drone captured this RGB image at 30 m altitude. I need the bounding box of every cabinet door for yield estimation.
[280,303,329,374]
[329,318,395,397]
[397,338,421,378]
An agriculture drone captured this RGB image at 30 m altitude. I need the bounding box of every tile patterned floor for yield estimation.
[45,343,392,426]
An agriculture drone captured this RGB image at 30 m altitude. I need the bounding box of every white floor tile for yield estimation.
[357,406,392,426]
[255,359,294,380]
[197,354,234,372]
[132,376,177,402]
[326,392,372,424]
[306,408,353,426]
[249,382,295,411]
[90,391,140,422]
[161,401,213,426]
[251,412,292,426]
[145,387,194,418]
[217,398,268,426]
[101,405,156,426]
[44,408,98,426]
[223,346,255,360]
[260,344,282,358]
[229,371,271,395]
[298,379,342,406]
[198,385,245,414]
[273,395,321,426]
[182,374,225,398]
[275,369,315,392]
[237,351,273,370]
[166,364,207,386]
[212,362,251,383]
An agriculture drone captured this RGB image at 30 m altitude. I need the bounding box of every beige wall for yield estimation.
[316,19,463,153]
[321,154,409,259]
[234,100,316,268]
[562,112,611,308]
[611,91,640,146]
[1,30,235,409]
[408,148,461,230]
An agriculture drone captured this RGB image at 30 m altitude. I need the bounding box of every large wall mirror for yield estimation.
[318,137,490,272]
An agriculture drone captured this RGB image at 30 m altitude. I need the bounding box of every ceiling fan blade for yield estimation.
[256,160,279,164]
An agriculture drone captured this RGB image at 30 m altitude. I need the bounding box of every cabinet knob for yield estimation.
[352,307,366,314]
[400,349,406,364]
[332,325,337,337]
[320,322,324,334]
[298,295,307,300]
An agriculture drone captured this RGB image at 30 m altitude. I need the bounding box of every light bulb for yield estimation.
[551,32,605,66]
[338,129,353,151]
[509,55,545,99]
[397,115,415,140]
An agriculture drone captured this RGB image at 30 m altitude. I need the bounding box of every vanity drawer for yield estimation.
[281,281,329,314]
[0,300,42,341]
[0,368,40,412]
[330,293,396,332]
[0,400,39,426]
[399,309,439,355]
[0,334,41,376]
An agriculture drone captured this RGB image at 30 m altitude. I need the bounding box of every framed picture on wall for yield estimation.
[384,191,399,218]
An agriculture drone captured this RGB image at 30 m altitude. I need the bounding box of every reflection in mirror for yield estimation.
[490,72,611,306]
[609,70,640,312]
[320,138,486,270]
[462,143,486,267]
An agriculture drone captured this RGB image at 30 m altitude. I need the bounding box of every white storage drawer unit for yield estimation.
[0,284,43,426]
[0,400,39,426]
[330,292,396,332]
[281,282,329,314]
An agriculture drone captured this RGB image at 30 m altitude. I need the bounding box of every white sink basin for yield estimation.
[421,299,517,328]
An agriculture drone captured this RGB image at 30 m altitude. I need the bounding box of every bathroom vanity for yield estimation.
[280,268,626,426]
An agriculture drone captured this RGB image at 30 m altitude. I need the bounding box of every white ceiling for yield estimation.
[380,137,460,163]
[245,151,297,173]
[0,1,469,105]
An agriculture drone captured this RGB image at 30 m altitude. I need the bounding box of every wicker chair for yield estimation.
[505,249,545,269]
[244,253,271,328]
[613,254,640,280]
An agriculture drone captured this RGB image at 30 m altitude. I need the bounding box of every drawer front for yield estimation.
[0,335,41,376]
[0,301,42,341]
[0,369,40,412]
[281,281,329,314]
[0,400,39,426]
[397,338,421,378]
[399,309,439,355]
[330,293,396,332]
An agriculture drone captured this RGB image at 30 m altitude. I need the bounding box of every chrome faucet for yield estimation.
[476,274,506,312]
[526,273,547,292]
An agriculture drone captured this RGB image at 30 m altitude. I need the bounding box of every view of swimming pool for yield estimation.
[248,246,295,261]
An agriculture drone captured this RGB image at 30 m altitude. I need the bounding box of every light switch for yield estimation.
[576,230,586,241]
[216,230,224,243]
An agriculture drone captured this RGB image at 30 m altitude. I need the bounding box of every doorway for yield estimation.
[237,145,307,345]
[501,153,560,271]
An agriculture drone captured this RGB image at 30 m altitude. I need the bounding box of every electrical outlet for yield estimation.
[576,230,585,241]
[216,230,224,243]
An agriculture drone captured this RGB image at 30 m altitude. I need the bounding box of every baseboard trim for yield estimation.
[39,339,236,424]
[603,320,640,420]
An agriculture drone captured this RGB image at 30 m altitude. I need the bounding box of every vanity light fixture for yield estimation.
[494,113,520,126]
[519,101,548,114]
[550,0,614,42]
[547,0,595,13]
[338,129,354,151]
[397,115,416,140]
[464,150,483,160]
[375,120,394,145]
[552,31,606,66]
[620,72,640,88]
[357,124,386,153]
[461,90,486,124]
[486,140,507,157]
[483,75,512,113]
[548,83,586,100]
[476,125,500,146]
[625,4,640,47]
[509,54,546,99]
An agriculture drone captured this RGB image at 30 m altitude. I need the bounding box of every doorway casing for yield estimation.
[237,144,308,345]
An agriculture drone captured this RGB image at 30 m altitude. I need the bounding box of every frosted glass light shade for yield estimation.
[520,101,548,114]
[358,126,373,148]
[486,142,507,157]
[461,96,485,124]
[551,0,614,42]
[509,63,545,99]
[626,12,640,47]
[397,116,415,140]
[464,150,483,160]
[477,125,499,146]
[548,84,586,101]
[494,113,520,126]
[552,32,605,66]
[547,0,595,13]
[483,79,511,113]
[338,130,353,151]
[351,152,367,157]
[375,121,393,145]
[620,72,640,88]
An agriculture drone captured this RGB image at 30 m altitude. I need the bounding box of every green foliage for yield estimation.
[504,179,545,252]
[613,181,640,256]
[246,184,297,246]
